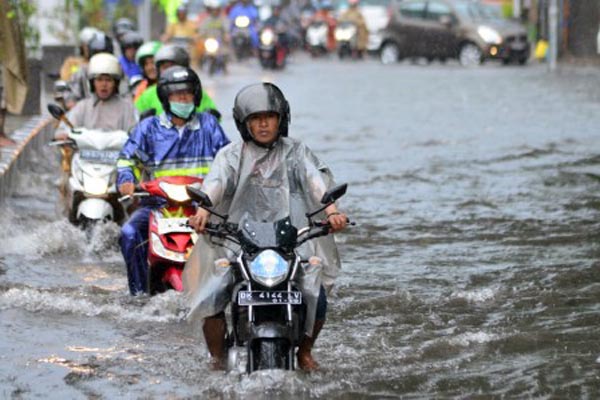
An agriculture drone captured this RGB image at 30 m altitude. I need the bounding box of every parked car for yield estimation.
[336,0,391,52]
[379,0,530,66]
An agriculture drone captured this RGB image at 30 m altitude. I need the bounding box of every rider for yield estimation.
[198,0,231,63]
[117,30,144,80]
[338,0,368,58]
[135,45,220,119]
[310,0,337,52]
[117,66,230,296]
[133,41,162,102]
[59,26,100,82]
[161,4,200,67]
[113,17,136,43]
[66,31,115,106]
[228,0,260,50]
[55,53,137,140]
[186,82,348,371]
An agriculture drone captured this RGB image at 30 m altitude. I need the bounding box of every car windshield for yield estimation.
[454,1,502,20]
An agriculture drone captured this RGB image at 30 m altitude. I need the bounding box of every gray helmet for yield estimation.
[233,82,290,142]
[154,44,190,74]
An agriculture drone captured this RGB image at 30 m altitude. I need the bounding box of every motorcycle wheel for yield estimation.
[249,338,290,371]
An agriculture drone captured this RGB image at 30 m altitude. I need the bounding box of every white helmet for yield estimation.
[79,27,101,44]
[88,53,122,80]
[204,0,222,8]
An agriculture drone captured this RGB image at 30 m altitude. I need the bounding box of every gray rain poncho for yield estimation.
[182,136,342,335]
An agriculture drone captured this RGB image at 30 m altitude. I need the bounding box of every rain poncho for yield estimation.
[183,136,342,334]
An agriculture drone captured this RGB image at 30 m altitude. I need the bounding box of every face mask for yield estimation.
[169,101,195,119]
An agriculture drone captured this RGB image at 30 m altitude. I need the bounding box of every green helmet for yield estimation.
[135,41,163,67]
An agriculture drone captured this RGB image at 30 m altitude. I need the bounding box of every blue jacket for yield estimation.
[118,55,143,80]
[117,112,230,186]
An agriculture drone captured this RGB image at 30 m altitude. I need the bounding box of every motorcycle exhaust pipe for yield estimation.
[163,267,183,292]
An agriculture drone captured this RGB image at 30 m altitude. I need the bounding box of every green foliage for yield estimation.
[81,0,110,32]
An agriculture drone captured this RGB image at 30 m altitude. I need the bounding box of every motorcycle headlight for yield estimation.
[261,29,274,45]
[205,38,219,54]
[478,26,502,45]
[249,249,290,287]
[235,16,250,28]
[150,232,186,263]
[83,175,109,196]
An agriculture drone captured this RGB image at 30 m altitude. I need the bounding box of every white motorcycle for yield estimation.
[48,104,128,227]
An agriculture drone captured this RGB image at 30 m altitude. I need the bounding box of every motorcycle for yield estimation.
[305,20,329,57]
[334,21,359,59]
[48,104,128,227]
[231,16,254,60]
[122,176,201,295]
[202,34,228,76]
[258,25,287,70]
[186,183,351,372]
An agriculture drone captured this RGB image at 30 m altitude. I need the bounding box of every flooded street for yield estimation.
[1,56,600,398]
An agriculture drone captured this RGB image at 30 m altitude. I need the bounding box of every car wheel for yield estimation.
[459,43,483,67]
[380,42,400,65]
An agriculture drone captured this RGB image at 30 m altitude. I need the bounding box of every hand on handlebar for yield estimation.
[188,207,210,233]
[118,182,135,196]
[326,212,348,232]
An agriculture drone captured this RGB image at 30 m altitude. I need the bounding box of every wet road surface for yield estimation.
[1,55,600,398]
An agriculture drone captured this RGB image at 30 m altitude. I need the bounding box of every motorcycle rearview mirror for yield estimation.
[320,183,347,204]
[186,186,213,207]
[47,103,75,130]
[186,186,229,221]
[306,183,348,219]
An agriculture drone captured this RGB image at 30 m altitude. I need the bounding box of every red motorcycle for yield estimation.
[138,176,201,295]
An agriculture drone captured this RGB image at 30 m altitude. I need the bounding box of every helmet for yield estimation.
[79,27,100,44]
[120,31,144,51]
[233,82,290,142]
[135,41,163,67]
[154,44,190,72]
[88,33,114,57]
[157,66,202,117]
[204,0,222,9]
[88,53,122,92]
[113,17,136,38]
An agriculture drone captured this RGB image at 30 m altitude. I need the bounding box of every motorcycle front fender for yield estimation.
[250,321,293,341]
[77,198,114,221]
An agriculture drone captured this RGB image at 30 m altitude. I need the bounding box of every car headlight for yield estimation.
[150,232,186,263]
[83,175,109,196]
[478,26,502,45]
[205,38,219,54]
[249,249,290,287]
[235,16,250,28]
[260,29,274,46]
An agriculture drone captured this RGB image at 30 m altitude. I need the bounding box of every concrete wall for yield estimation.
[0,116,54,202]
[567,0,600,57]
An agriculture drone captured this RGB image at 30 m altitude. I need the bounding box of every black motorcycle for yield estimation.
[258,24,287,70]
[186,183,350,372]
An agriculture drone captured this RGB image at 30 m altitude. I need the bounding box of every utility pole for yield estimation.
[137,0,152,41]
[513,0,521,19]
[548,0,558,71]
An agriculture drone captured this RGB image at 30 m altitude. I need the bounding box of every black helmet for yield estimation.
[233,82,290,142]
[120,30,143,54]
[88,32,114,57]
[154,44,190,74]
[157,66,202,117]
[113,17,136,39]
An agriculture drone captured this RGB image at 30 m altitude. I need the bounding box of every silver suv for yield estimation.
[379,0,530,66]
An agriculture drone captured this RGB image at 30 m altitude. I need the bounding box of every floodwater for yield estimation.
[1,56,600,399]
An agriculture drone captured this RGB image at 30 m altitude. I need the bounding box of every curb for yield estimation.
[0,116,55,202]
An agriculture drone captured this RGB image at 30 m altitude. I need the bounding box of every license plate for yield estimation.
[238,291,302,306]
[79,149,120,164]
